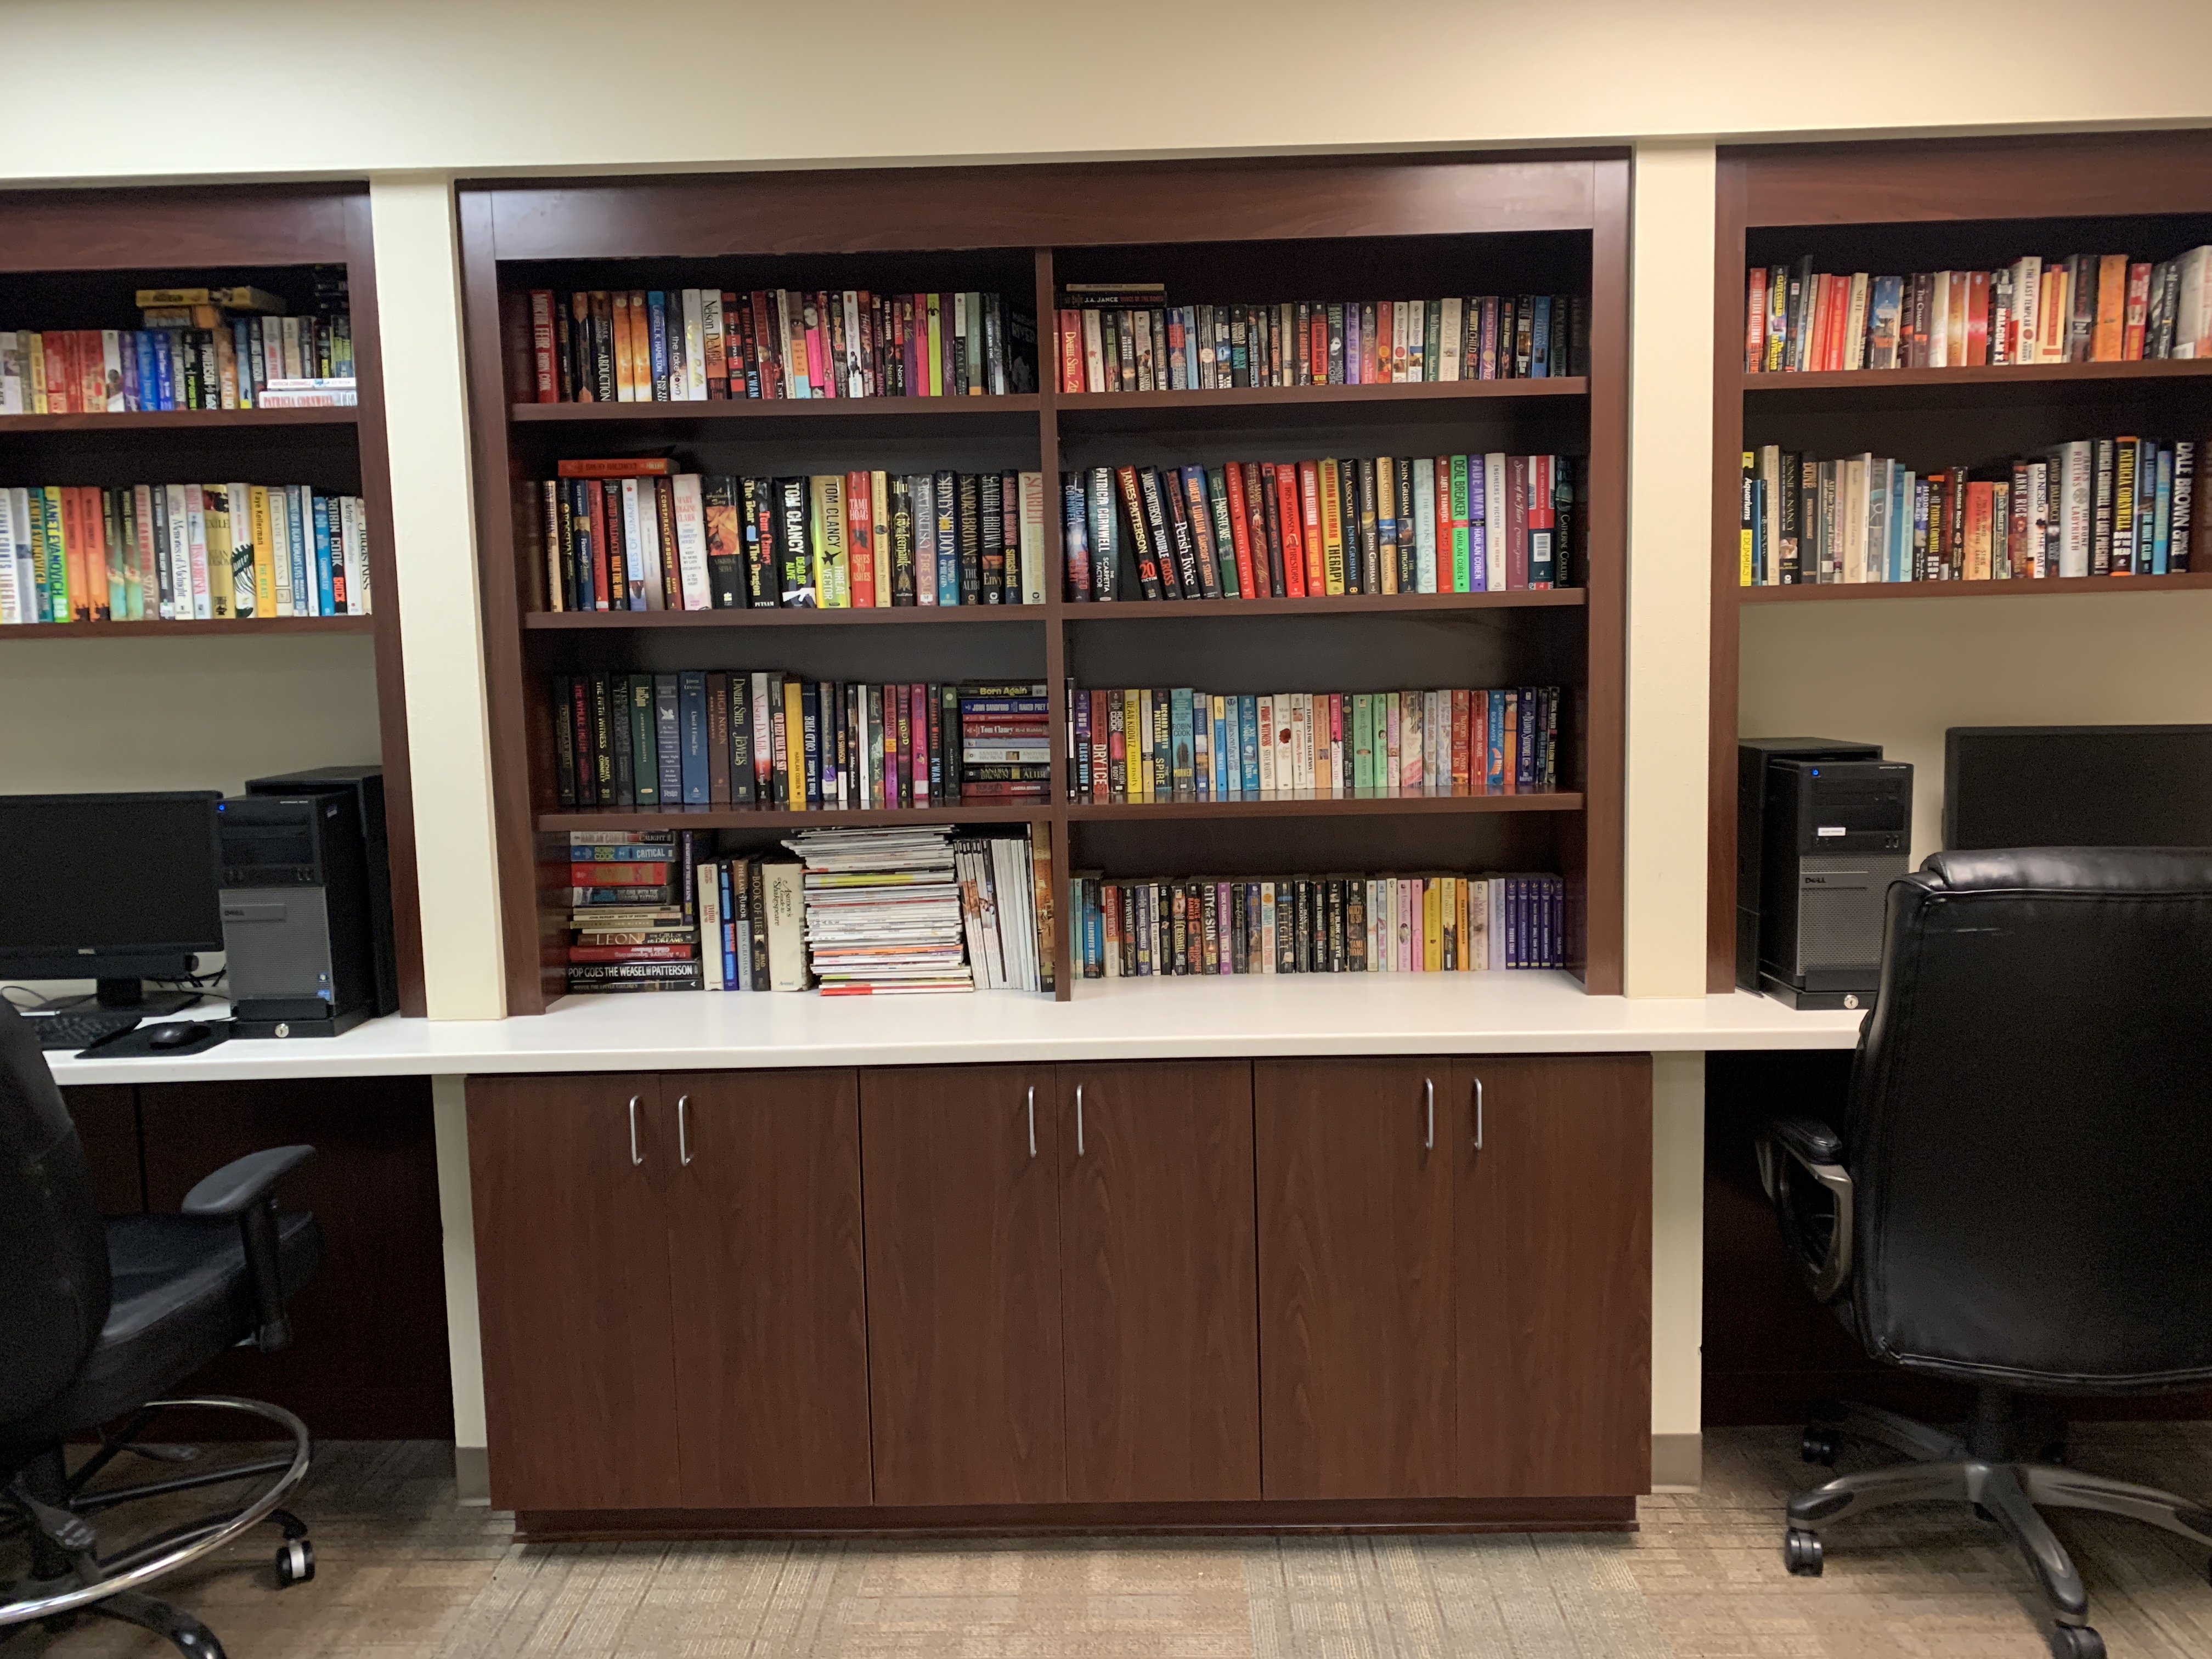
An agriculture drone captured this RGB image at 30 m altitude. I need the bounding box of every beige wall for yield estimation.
[1740,590,2212,862]
[2,1,2210,185]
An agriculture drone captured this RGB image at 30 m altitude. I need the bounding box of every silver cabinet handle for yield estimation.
[1026,1085,1037,1158]
[627,1094,642,1166]
[1076,1084,1085,1156]
[1472,1075,1485,1151]
[1424,1076,1435,1150]
[677,1094,692,1166]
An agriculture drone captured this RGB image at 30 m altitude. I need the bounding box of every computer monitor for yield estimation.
[1944,726,2212,851]
[0,791,225,1011]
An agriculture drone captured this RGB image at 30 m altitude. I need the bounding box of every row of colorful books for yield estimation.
[551,675,1050,811]
[0,483,371,625]
[1052,285,1585,391]
[565,830,703,994]
[1746,250,2212,373]
[1062,454,1573,601]
[1069,685,1563,802]
[1739,437,2200,585]
[517,289,1036,404]
[534,461,1047,611]
[1069,871,1567,976]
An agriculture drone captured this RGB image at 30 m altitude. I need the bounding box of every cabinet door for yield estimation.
[1254,1058,1456,1499]
[1059,1061,1260,1503]
[663,1069,872,1508]
[1454,1055,1651,1497]
[860,1064,1063,1506]
[467,1074,680,1510]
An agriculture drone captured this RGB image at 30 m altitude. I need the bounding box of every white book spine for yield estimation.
[699,290,724,396]
[0,489,16,623]
[1018,470,1045,605]
[672,473,712,611]
[1081,309,1105,393]
[1413,463,1437,592]
[1439,296,1463,381]
[2062,442,2093,578]
[1484,453,1507,591]
[163,484,189,619]
[681,289,707,400]
[1843,275,1870,371]
[698,861,725,990]
[101,330,124,411]
[2014,257,2042,364]
[341,495,368,615]
[183,484,210,618]
[264,487,290,617]
[0,331,22,414]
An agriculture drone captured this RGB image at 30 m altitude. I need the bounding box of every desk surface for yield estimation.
[45,974,1866,1085]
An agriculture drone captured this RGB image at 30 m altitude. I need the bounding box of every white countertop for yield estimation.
[45,974,1865,1086]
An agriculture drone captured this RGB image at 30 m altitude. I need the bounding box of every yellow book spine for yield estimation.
[870,471,891,606]
[250,486,276,618]
[783,679,805,809]
[26,334,46,414]
[926,295,943,397]
[812,473,848,606]
[205,488,234,617]
[1319,458,1345,595]
[1422,878,1442,973]
[1740,450,1756,585]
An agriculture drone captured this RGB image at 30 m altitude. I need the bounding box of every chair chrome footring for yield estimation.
[1,1396,311,1627]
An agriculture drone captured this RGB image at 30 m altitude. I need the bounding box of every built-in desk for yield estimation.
[45,979,1863,1531]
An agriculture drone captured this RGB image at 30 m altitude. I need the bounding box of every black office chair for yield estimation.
[0,1000,323,1657]
[1760,848,2212,1659]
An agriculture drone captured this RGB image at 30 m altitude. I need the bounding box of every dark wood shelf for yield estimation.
[1068,792,1582,821]
[1739,358,2212,415]
[0,407,358,433]
[538,803,1048,832]
[1740,359,2212,394]
[1,614,374,639]
[1735,571,2212,605]
[509,394,1040,448]
[1065,590,1584,620]
[524,605,1045,631]
[1054,376,1585,439]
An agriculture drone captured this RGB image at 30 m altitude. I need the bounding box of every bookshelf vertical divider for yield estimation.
[460,156,1630,1016]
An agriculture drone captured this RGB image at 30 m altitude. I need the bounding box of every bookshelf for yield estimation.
[460,156,1629,1013]
[1707,132,2212,989]
[0,182,425,1014]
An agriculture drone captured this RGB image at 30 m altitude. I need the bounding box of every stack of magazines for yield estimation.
[786,827,972,995]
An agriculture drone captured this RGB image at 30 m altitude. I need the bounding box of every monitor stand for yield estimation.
[48,978,202,1018]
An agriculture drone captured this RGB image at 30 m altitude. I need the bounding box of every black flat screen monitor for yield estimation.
[0,792,224,1007]
[1944,726,2212,850]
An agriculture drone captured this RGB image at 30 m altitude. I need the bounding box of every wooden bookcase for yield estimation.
[1707,133,2212,990]
[459,156,1629,1015]
[0,183,425,1014]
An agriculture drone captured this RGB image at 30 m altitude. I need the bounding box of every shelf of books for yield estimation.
[461,156,1628,1011]
[0,180,424,1012]
[1707,132,2212,987]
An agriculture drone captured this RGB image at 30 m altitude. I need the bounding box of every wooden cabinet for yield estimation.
[469,1073,681,1511]
[1255,1058,1458,1500]
[469,1070,869,1511]
[662,1070,871,1509]
[1058,1062,1260,1503]
[860,1064,1064,1506]
[1453,1055,1651,1497]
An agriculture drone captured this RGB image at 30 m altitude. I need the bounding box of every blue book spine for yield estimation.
[152,332,176,410]
[1487,693,1506,794]
[2153,447,2174,574]
[234,321,255,405]
[313,495,337,616]
[1167,689,1192,798]
[647,292,670,398]
[652,675,682,803]
[1239,695,1261,796]
[286,487,312,614]
[1210,699,1228,800]
[679,670,709,805]
[800,680,823,809]
[1517,689,1538,793]
[568,481,593,611]
[1531,297,1553,376]
[1219,697,1238,799]
[1509,877,1525,969]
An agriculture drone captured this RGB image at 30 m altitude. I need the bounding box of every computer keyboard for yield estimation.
[29,1011,145,1052]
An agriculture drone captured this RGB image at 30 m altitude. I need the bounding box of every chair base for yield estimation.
[1784,1395,2212,1659]
[1,1396,313,1656]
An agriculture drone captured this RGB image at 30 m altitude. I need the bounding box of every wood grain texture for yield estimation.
[467,1073,681,1508]
[0,184,356,272]
[1453,1056,1651,1497]
[859,1064,1065,1506]
[663,1069,872,1508]
[138,1076,450,1440]
[523,605,1044,630]
[0,408,355,433]
[1254,1057,1455,1500]
[1057,1061,1260,1503]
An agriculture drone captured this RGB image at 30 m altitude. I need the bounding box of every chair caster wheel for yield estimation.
[2048,1623,2104,1659]
[1783,1529,1824,1576]
[1799,1427,1840,1466]
[275,1537,315,1587]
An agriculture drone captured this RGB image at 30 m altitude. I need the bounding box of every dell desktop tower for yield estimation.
[1751,755,1912,1010]
[216,793,377,1038]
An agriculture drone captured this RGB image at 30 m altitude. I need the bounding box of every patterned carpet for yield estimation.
[13,1425,2212,1657]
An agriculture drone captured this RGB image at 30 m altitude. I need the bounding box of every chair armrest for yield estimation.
[1755,1116,1854,1304]
[181,1146,317,1219]
[179,1144,316,1351]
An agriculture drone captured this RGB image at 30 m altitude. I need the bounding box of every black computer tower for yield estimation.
[1753,757,1912,1010]
[245,764,399,1017]
[217,794,377,1038]
[1737,738,1883,992]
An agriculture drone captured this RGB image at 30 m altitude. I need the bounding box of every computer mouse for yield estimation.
[148,1022,210,1049]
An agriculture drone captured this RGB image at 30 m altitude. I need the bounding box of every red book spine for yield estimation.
[556,457,674,478]
[1965,271,1990,366]
[1273,463,1306,596]
[910,683,929,804]
[1223,461,1257,599]
[1091,690,1110,800]
[1296,460,1325,594]
[1745,267,1767,371]
[567,863,674,885]
[592,481,618,610]
[529,290,558,402]
[846,470,874,607]
[1057,309,1082,392]
[2123,263,2152,361]
[569,944,696,963]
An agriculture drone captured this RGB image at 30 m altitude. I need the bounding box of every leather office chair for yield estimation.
[0,1000,323,1658]
[1760,848,2212,1659]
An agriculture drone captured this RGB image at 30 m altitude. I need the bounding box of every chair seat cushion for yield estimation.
[1,1211,320,1462]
